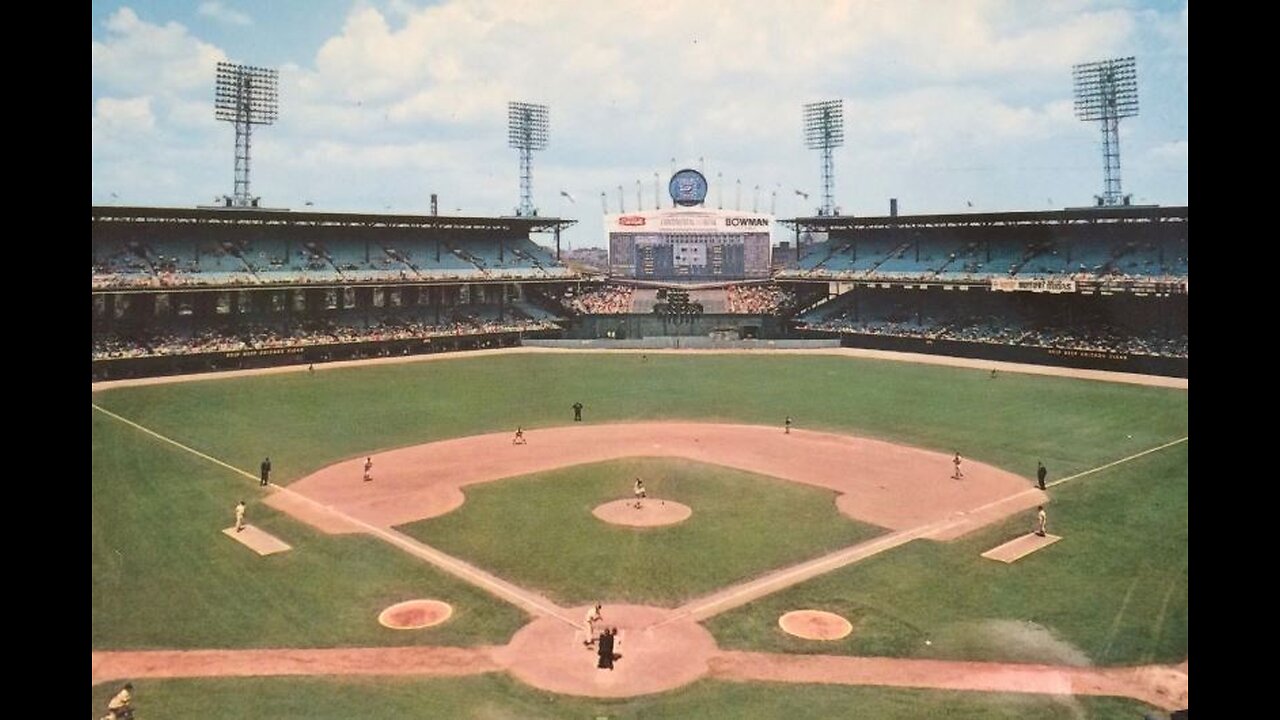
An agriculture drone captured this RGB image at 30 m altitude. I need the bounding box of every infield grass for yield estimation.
[399,457,883,606]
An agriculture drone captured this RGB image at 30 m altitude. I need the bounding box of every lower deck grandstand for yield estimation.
[93,204,1187,379]
[793,287,1186,359]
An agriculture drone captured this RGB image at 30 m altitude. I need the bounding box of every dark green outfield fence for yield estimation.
[90,331,542,380]
[814,331,1187,378]
[91,321,1186,381]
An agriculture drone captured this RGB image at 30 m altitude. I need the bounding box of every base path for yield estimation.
[711,651,1188,711]
[90,644,1188,710]
[275,422,1042,536]
[91,646,504,685]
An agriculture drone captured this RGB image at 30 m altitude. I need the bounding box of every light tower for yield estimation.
[803,99,844,216]
[508,101,549,216]
[214,61,279,208]
[1073,57,1138,206]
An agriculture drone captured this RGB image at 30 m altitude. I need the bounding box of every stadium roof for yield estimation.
[92,205,577,233]
[781,205,1186,232]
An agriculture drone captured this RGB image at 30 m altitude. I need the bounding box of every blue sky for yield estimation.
[92,0,1188,249]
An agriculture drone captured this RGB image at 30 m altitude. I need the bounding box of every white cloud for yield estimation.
[93,96,156,136]
[197,2,252,27]
[92,7,226,94]
[1149,139,1188,163]
[93,1,1188,245]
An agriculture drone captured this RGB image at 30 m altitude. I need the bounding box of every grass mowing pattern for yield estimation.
[89,676,1161,719]
[705,443,1188,665]
[92,411,527,650]
[399,458,884,606]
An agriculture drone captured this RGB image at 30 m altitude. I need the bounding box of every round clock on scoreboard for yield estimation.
[669,169,708,207]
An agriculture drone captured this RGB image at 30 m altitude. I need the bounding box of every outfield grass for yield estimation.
[92,352,1187,668]
[90,675,1162,719]
[92,411,528,650]
[399,458,884,606]
[705,443,1189,666]
[91,353,1188,485]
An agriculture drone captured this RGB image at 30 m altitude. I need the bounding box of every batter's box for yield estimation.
[981,533,1061,563]
[222,525,293,556]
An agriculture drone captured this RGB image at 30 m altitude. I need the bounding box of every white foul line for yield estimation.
[662,434,1190,625]
[93,404,258,482]
[92,403,577,626]
[1047,436,1188,488]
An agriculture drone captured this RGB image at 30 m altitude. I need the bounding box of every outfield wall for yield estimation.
[563,313,785,340]
[801,331,1187,378]
[90,331,548,380]
[526,338,840,350]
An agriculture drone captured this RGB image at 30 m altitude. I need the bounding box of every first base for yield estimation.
[222,525,292,556]
[981,533,1061,563]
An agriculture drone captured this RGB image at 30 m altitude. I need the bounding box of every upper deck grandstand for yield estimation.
[91,206,579,378]
[92,206,576,290]
[777,205,1187,291]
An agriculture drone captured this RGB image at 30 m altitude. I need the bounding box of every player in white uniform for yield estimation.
[583,603,603,646]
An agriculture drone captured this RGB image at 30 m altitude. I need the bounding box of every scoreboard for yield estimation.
[607,208,772,280]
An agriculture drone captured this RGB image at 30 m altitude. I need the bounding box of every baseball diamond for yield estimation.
[92,6,1188,714]
[92,348,1187,715]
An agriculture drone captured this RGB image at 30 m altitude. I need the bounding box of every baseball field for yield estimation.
[90,348,1188,718]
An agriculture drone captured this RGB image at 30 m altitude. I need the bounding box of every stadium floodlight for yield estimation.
[1073,57,1138,206]
[803,99,844,216]
[214,61,279,208]
[508,101,549,217]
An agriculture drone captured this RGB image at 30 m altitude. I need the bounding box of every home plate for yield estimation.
[222,525,292,555]
[981,533,1061,563]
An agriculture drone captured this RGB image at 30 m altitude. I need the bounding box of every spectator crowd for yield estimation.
[92,315,558,360]
[798,313,1187,358]
[560,284,634,314]
[726,284,795,315]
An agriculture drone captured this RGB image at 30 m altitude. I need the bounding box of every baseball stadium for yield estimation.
[92,19,1187,720]
[91,200,1189,718]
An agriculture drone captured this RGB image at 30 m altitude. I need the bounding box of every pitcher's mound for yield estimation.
[378,600,453,630]
[592,499,692,527]
[779,610,853,640]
